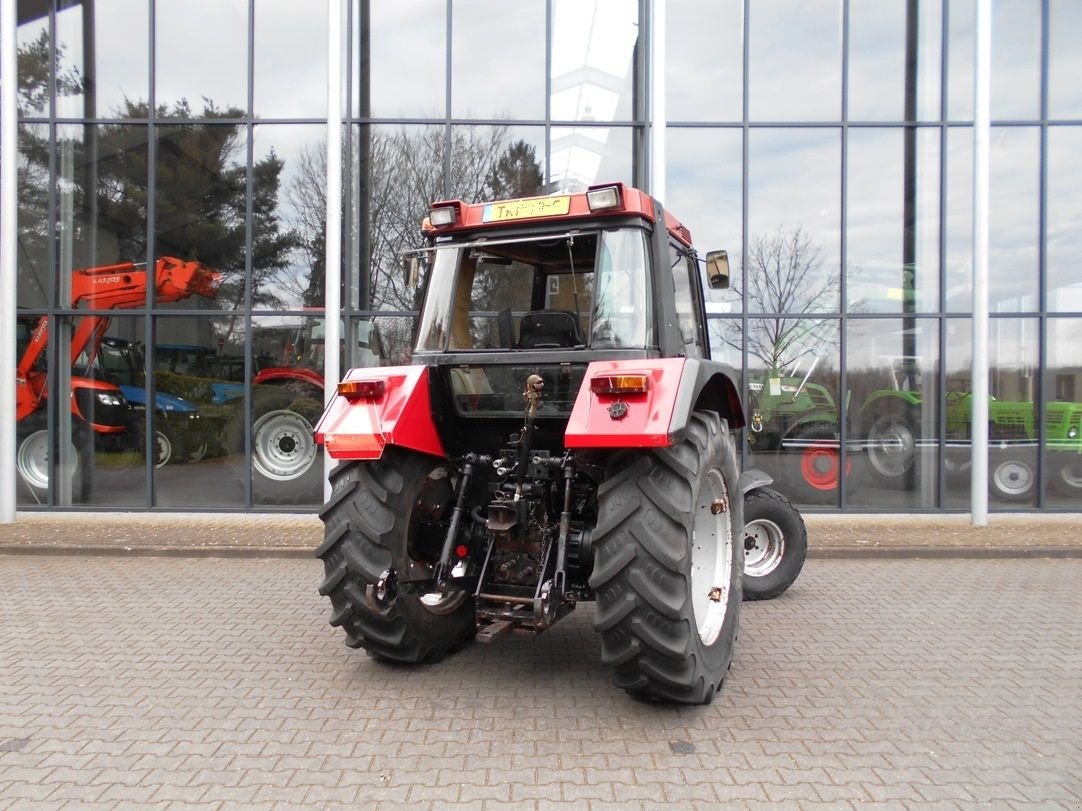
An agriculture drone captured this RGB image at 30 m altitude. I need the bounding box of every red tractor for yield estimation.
[313,184,806,704]
[15,256,221,501]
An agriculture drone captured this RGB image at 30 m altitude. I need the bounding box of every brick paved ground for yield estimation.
[0,555,1079,809]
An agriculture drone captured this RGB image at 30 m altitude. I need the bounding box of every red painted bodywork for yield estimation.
[565,358,688,448]
[313,365,446,461]
[254,366,324,391]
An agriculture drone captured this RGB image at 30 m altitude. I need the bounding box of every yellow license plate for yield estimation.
[482,195,571,222]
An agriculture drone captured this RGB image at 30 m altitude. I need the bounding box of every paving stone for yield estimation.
[0,556,1078,808]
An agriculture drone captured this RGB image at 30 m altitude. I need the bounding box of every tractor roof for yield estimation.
[422,182,694,250]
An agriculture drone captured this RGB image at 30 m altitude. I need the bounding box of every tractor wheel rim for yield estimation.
[868,419,915,477]
[252,410,317,481]
[802,448,840,490]
[744,518,785,578]
[690,468,733,645]
[993,460,1033,496]
[16,430,51,490]
[154,431,172,469]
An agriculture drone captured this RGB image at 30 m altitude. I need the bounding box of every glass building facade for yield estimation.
[6,0,1082,513]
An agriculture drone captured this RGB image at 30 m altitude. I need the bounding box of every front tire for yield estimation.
[590,411,742,705]
[742,487,807,601]
[317,449,476,664]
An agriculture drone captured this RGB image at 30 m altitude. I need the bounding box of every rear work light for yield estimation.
[429,203,458,227]
[586,184,623,212]
[590,373,649,396]
[338,379,386,401]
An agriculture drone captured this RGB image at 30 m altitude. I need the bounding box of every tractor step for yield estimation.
[476,619,514,643]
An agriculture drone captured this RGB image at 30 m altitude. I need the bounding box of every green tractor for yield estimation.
[746,358,861,504]
[858,357,1082,502]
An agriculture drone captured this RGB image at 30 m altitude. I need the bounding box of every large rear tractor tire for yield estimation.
[742,487,807,601]
[1049,453,1082,498]
[590,411,743,705]
[317,449,476,664]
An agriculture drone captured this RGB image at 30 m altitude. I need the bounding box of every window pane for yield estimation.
[77,315,146,508]
[944,127,972,312]
[16,14,53,118]
[946,0,975,121]
[17,123,53,306]
[363,0,446,118]
[56,0,150,119]
[946,127,1040,313]
[989,127,1040,311]
[848,318,939,510]
[451,0,545,119]
[991,0,1041,121]
[667,0,742,122]
[1049,0,1082,119]
[846,127,939,314]
[154,121,248,308]
[748,0,841,121]
[551,0,638,123]
[944,316,1042,509]
[665,128,743,311]
[248,315,327,506]
[252,124,327,310]
[449,125,547,199]
[848,0,905,121]
[747,129,840,313]
[1045,318,1082,508]
[153,315,249,508]
[848,0,942,122]
[356,124,445,312]
[156,0,248,115]
[1047,127,1082,312]
[60,123,150,274]
[744,318,849,507]
[550,124,633,191]
[254,0,327,119]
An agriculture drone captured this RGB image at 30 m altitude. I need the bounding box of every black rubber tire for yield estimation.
[742,487,807,601]
[316,449,476,664]
[589,411,743,705]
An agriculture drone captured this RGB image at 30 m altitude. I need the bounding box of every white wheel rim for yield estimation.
[690,468,733,645]
[252,409,317,481]
[744,518,785,578]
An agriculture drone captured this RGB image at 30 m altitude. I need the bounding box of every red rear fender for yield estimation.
[314,365,445,461]
[565,358,742,449]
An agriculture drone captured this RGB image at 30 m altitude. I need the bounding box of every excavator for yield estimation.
[15,256,222,502]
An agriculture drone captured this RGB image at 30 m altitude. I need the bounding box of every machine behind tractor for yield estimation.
[859,356,1082,501]
[15,256,221,501]
[745,357,861,504]
[313,184,806,704]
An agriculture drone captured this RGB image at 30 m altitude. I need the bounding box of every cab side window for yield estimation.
[669,241,704,358]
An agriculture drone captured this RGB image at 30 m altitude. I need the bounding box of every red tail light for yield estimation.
[337,379,386,401]
[590,373,649,396]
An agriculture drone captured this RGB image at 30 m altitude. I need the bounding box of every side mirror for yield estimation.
[705,250,730,290]
[404,256,420,289]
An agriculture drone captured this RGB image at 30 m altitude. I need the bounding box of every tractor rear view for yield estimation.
[314,184,805,704]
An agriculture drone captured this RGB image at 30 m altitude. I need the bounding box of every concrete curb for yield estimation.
[0,511,1078,560]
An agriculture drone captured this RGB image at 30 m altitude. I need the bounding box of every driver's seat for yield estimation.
[517,310,583,349]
